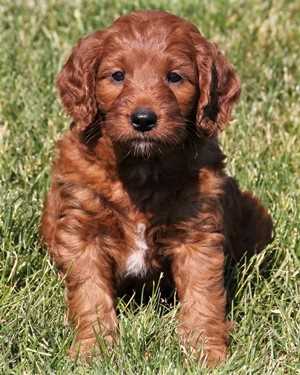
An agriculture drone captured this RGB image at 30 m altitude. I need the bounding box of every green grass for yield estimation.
[0,0,299,373]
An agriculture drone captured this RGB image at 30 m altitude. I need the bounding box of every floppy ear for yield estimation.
[57,31,105,132]
[193,33,241,137]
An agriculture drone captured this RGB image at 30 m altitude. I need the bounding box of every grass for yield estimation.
[0,0,299,373]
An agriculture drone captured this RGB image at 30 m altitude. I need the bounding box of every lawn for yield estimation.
[0,0,299,374]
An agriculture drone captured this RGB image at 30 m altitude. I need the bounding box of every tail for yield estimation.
[229,191,273,261]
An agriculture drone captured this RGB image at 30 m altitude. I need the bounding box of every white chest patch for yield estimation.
[125,223,148,277]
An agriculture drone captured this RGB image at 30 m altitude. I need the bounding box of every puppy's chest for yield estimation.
[124,223,159,278]
[125,223,149,277]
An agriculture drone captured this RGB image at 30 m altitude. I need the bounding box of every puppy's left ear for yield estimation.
[193,33,241,137]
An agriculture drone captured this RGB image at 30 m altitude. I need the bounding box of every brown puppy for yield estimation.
[41,10,273,366]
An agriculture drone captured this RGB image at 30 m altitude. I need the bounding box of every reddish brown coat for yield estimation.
[41,11,272,366]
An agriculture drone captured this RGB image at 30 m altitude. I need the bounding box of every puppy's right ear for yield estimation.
[57,31,105,132]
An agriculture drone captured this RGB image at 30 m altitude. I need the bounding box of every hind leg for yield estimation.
[239,191,273,254]
[222,177,273,261]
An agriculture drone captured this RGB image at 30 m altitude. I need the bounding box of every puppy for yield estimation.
[41,10,273,366]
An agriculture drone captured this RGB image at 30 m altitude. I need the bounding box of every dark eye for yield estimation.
[167,72,183,83]
[112,71,125,82]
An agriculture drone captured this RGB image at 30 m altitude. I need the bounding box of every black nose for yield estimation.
[131,108,157,132]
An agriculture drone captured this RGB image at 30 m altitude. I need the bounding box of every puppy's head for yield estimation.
[57,11,240,156]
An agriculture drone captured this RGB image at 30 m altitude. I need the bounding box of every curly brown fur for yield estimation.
[41,10,273,366]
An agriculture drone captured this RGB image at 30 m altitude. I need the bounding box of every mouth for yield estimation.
[119,128,186,158]
[113,124,186,158]
[128,137,159,157]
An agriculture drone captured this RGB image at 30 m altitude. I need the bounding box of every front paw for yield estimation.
[200,345,228,367]
[69,338,97,362]
[178,324,230,367]
[69,332,115,362]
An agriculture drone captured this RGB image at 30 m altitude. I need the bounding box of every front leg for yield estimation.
[64,242,117,359]
[41,187,118,359]
[171,232,230,366]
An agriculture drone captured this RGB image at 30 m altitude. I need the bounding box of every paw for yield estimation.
[178,326,229,367]
[201,345,228,367]
[69,331,116,362]
[69,338,97,362]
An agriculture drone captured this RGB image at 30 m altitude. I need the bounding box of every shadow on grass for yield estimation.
[116,271,177,316]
